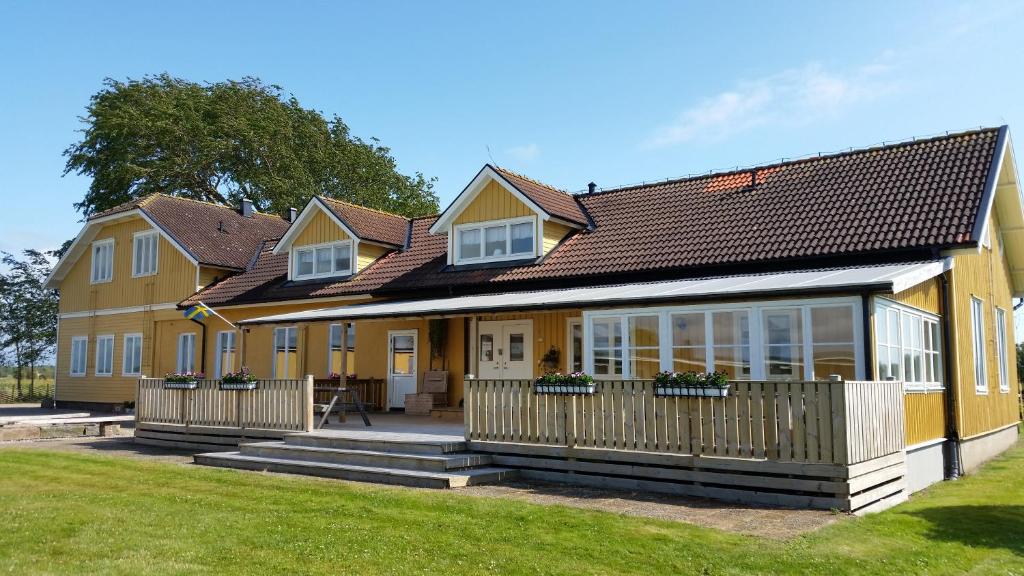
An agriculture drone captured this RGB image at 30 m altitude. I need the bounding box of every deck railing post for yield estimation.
[304,375,314,432]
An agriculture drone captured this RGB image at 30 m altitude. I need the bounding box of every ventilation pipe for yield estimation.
[241,198,254,218]
[587,182,597,194]
[289,208,298,222]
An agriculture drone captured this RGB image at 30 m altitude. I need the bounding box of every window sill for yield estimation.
[904,385,945,394]
[95,373,112,378]
[449,257,538,271]
[69,373,85,378]
[90,279,113,285]
[132,272,157,279]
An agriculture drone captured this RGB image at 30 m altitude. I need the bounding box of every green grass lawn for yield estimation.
[1,442,1022,575]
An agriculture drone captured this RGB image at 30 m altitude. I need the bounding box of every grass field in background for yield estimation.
[0,437,1022,575]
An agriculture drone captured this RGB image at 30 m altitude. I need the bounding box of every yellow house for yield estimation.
[52,128,1023,494]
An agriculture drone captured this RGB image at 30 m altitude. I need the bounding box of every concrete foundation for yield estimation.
[904,438,946,493]
[959,423,1020,473]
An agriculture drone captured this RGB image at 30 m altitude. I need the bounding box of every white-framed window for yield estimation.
[122,333,143,376]
[454,216,536,265]
[328,323,356,375]
[874,300,942,389]
[566,318,583,374]
[971,297,986,394]
[90,239,114,283]
[95,334,114,376]
[293,241,353,280]
[70,336,88,377]
[214,331,237,378]
[585,298,862,381]
[132,230,159,277]
[273,327,298,379]
[996,307,1010,393]
[177,333,196,374]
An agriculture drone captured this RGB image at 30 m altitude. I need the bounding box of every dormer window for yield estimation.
[293,241,353,280]
[454,217,536,265]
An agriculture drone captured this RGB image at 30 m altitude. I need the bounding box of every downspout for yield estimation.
[939,271,961,479]
[861,292,874,379]
[189,318,207,375]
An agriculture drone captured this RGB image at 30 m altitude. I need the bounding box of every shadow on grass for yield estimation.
[908,505,1024,556]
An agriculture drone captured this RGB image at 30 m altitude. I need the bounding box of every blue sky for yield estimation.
[1,2,1022,266]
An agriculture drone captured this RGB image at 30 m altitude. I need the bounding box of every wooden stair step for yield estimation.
[238,441,492,472]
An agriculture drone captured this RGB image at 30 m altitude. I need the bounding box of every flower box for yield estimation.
[534,382,597,395]
[163,380,199,390]
[654,385,730,398]
[219,381,257,391]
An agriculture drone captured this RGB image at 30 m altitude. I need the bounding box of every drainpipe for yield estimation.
[939,272,961,479]
[189,318,207,375]
[861,292,874,379]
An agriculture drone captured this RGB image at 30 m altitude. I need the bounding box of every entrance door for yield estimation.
[477,321,533,380]
[387,330,418,409]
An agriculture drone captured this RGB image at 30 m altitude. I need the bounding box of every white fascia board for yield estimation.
[428,165,548,235]
[273,198,361,255]
[889,259,952,294]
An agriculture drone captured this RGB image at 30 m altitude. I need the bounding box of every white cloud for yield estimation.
[505,143,540,162]
[643,60,898,149]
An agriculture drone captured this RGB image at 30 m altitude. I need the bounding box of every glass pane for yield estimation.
[334,244,351,274]
[510,222,533,254]
[485,226,506,257]
[315,247,332,274]
[813,343,856,381]
[391,335,415,375]
[459,229,480,259]
[712,311,748,346]
[714,346,750,380]
[887,309,900,343]
[672,313,705,347]
[593,349,622,376]
[812,306,853,343]
[297,250,314,276]
[287,328,297,348]
[875,309,888,345]
[672,346,707,373]
[631,347,660,379]
[629,316,659,348]
[330,325,343,350]
[508,333,525,361]
[766,345,802,379]
[134,238,143,274]
[570,322,583,373]
[479,334,493,362]
[765,310,801,345]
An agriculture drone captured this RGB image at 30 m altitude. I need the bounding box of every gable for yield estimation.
[293,208,353,246]
[453,179,534,225]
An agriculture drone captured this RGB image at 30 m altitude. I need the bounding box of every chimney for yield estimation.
[587,182,597,194]
[289,207,298,222]
[241,198,254,218]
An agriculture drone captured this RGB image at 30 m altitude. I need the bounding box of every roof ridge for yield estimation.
[494,165,573,196]
[317,196,410,220]
[155,193,289,222]
[583,126,1002,197]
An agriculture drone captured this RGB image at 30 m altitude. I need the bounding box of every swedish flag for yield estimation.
[184,304,213,320]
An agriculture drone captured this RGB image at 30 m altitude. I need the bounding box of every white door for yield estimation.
[477,321,533,380]
[387,330,418,409]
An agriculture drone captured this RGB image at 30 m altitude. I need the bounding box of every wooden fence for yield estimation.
[464,380,905,465]
[136,377,313,432]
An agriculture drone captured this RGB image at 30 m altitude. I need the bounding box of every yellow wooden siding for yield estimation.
[949,211,1021,438]
[55,308,181,403]
[904,392,947,445]
[197,266,233,290]
[358,243,390,271]
[58,217,198,313]
[543,221,573,255]
[890,277,942,314]
[293,208,352,246]
[453,179,533,224]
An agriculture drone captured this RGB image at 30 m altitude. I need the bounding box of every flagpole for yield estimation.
[198,301,238,330]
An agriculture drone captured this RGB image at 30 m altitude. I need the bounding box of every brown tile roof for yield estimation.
[317,197,410,247]
[493,166,589,226]
[91,194,291,270]
[186,127,1002,307]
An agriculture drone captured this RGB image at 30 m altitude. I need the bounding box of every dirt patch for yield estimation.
[460,481,842,538]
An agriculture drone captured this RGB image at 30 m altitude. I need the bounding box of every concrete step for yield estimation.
[284,431,466,455]
[239,441,492,472]
[194,452,516,489]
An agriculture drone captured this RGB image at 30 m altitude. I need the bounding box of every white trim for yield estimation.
[386,329,419,408]
[889,258,953,294]
[58,302,179,319]
[453,216,538,265]
[291,240,354,280]
[273,198,367,256]
[874,298,943,390]
[131,229,159,278]
[970,296,987,394]
[69,336,88,377]
[121,333,143,376]
[566,317,583,374]
[89,238,115,284]
[206,294,372,311]
[995,306,1010,393]
[94,334,114,377]
[429,165,549,236]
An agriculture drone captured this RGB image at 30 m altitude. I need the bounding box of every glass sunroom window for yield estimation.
[874,300,942,389]
[811,306,856,381]
[591,318,622,378]
[628,315,660,379]
[763,309,803,380]
[712,311,751,379]
[671,312,706,373]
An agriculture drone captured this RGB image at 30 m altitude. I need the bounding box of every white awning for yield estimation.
[240,260,951,325]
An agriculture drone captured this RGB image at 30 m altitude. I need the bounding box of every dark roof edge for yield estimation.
[971,125,1010,243]
[137,206,202,265]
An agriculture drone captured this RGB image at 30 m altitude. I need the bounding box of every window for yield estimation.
[454,217,536,264]
[591,318,623,378]
[712,311,751,379]
[214,331,236,378]
[628,316,660,379]
[996,307,1010,393]
[763,309,803,380]
[95,334,114,376]
[971,297,986,393]
[70,337,88,376]
[273,327,298,379]
[567,318,583,373]
[177,333,196,374]
[122,334,143,376]
[671,312,707,373]
[810,306,856,381]
[875,301,942,389]
[328,324,356,375]
[132,231,158,277]
[293,242,352,280]
[90,239,114,283]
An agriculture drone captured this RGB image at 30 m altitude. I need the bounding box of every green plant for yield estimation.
[221,368,257,384]
[539,346,560,372]
[428,319,447,363]
[164,371,204,382]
